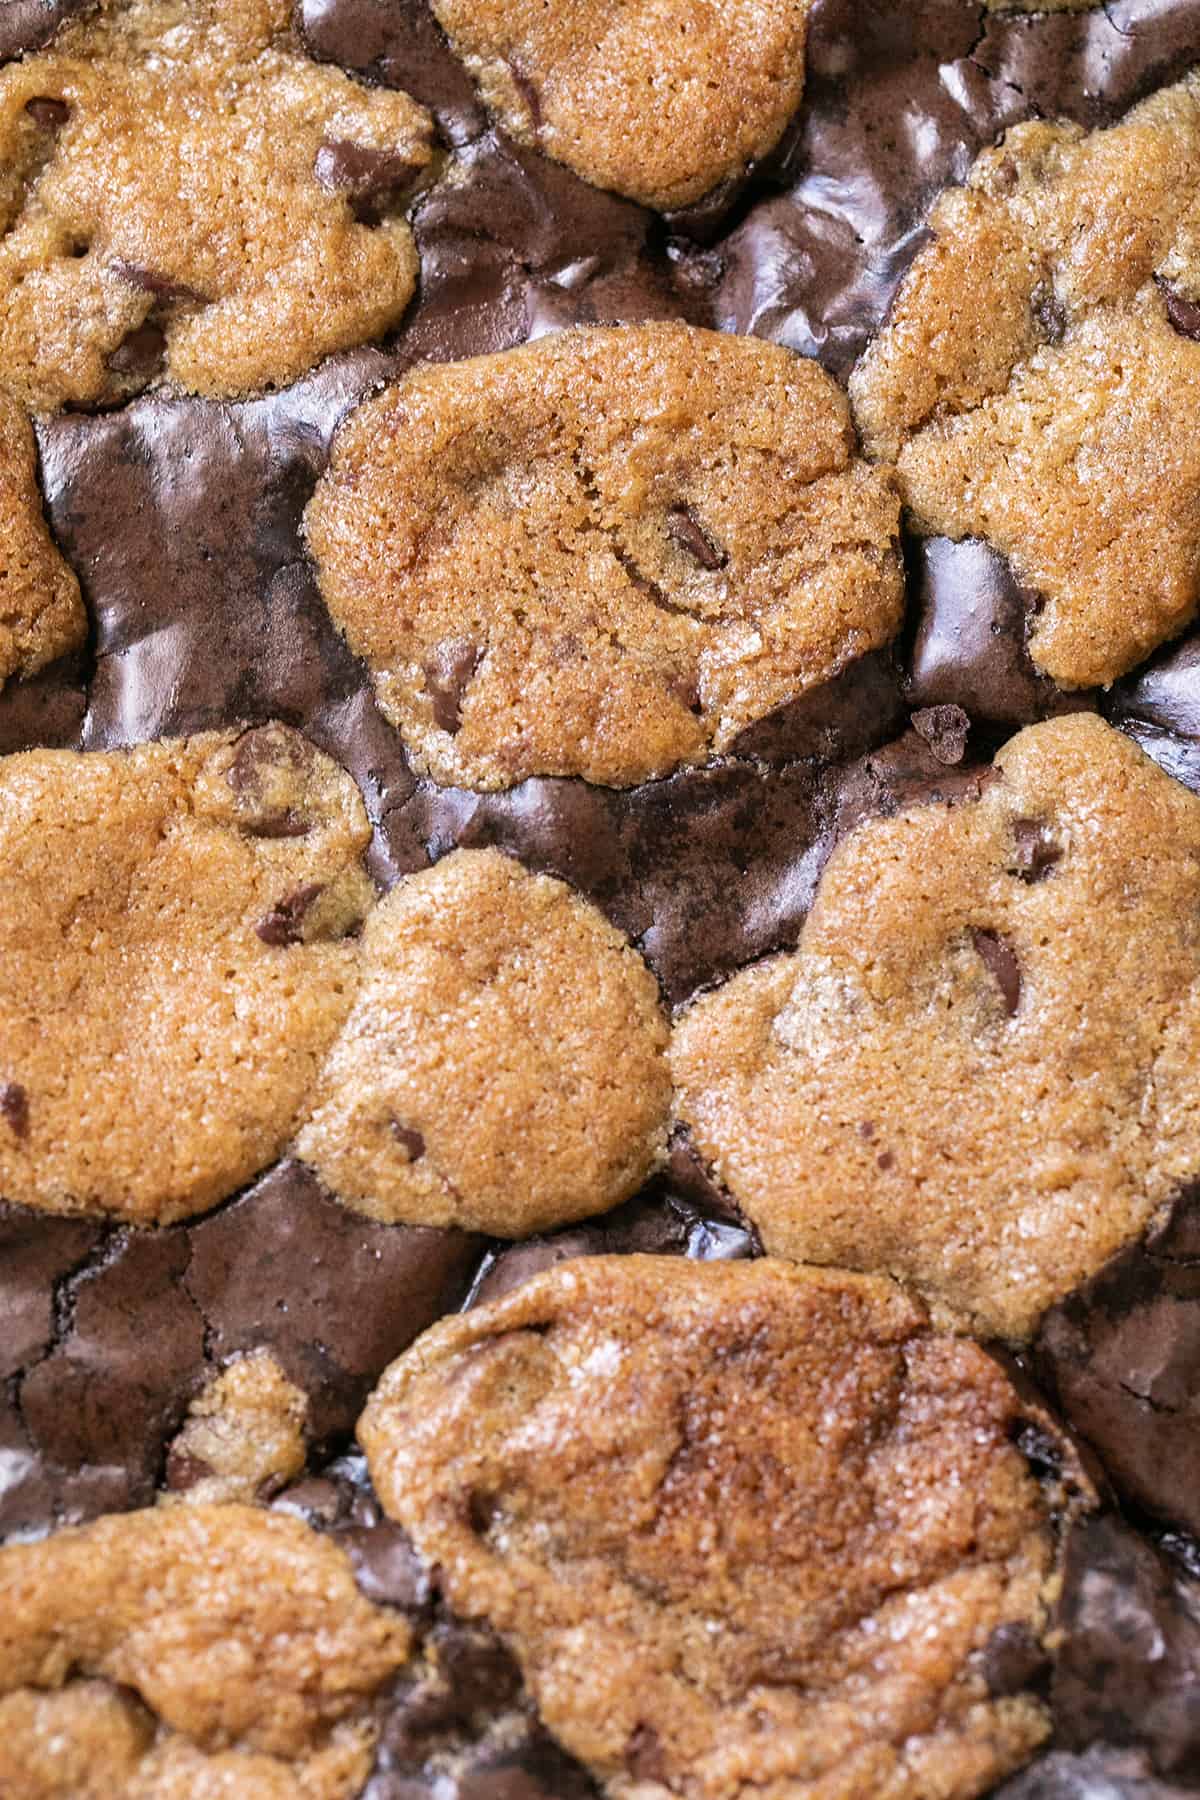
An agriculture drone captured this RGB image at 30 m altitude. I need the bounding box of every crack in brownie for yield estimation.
[3,3,1200,1796]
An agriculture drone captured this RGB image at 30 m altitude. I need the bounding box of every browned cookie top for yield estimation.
[361,1255,1071,1800]
[307,323,903,791]
[0,726,374,1225]
[0,390,83,688]
[297,847,672,1237]
[0,0,432,409]
[673,714,1200,1340]
[428,0,809,211]
[0,1502,412,1798]
[851,73,1200,690]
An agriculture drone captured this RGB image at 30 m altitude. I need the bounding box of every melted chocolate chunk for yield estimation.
[106,321,167,380]
[666,504,727,571]
[1032,281,1068,346]
[972,927,1022,1016]
[1035,1188,1200,1537]
[907,539,1092,727]
[315,139,426,201]
[112,262,208,305]
[831,727,997,844]
[255,883,323,947]
[298,0,486,146]
[24,96,69,130]
[425,639,482,734]
[983,1621,1051,1700]
[1157,276,1200,343]
[390,1122,426,1161]
[1108,633,1200,799]
[0,1081,29,1140]
[1051,1516,1200,1779]
[1010,818,1063,884]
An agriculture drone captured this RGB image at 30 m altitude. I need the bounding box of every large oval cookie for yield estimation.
[307,323,903,790]
[429,0,810,211]
[0,0,432,408]
[0,726,373,1224]
[361,1255,1076,1800]
[673,714,1200,1339]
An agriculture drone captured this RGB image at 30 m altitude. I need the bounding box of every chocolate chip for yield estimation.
[425,638,482,734]
[163,1447,212,1492]
[24,96,68,130]
[255,883,323,947]
[0,1081,29,1140]
[983,1620,1050,1697]
[1156,275,1200,343]
[1032,280,1067,343]
[1011,817,1062,883]
[666,504,728,571]
[315,139,424,200]
[106,321,166,379]
[390,1122,425,1160]
[339,1520,434,1614]
[112,261,207,305]
[505,57,543,133]
[626,1724,669,1784]
[911,703,970,765]
[971,928,1022,1016]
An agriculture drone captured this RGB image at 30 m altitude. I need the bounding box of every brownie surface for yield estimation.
[4,3,1200,1796]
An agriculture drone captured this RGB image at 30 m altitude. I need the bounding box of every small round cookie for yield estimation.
[850,74,1200,690]
[0,725,374,1224]
[673,713,1200,1340]
[0,391,83,687]
[360,1255,1072,1800]
[296,847,671,1236]
[429,0,810,212]
[306,323,904,791]
[0,1502,412,1798]
[0,0,432,409]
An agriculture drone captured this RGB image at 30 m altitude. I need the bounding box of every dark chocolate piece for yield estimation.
[0,1081,29,1139]
[0,0,86,62]
[911,702,970,766]
[425,639,482,734]
[666,504,727,571]
[971,927,1022,1016]
[831,727,997,844]
[1010,818,1062,884]
[255,883,323,946]
[24,96,69,130]
[906,539,1092,728]
[1035,1188,1200,1537]
[1051,1515,1200,1779]
[1157,276,1200,342]
[315,139,426,201]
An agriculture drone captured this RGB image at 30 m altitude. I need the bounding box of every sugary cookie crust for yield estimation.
[361,1255,1065,1800]
[298,847,672,1236]
[0,726,373,1224]
[673,714,1200,1340]
[0,0,432,409]
[429,0,810,211]
[0,390,84,687]
[0,1502,412,1798]
[307,322,903,791]
[851,74,1200,689]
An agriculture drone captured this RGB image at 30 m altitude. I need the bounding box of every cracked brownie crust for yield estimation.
[5,3,1200,1797]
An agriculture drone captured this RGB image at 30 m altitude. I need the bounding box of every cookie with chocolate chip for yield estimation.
[0,726,373,1223]
[0,1502,412,1797]
[298,847,671,1236]
[428,0,809,211]
[307,322,903,791]
[0,390,83,689]
[674,713,1200,1339]
[0,0,432,409]
[361,1254,1079,1800]
[851,74,1200,690]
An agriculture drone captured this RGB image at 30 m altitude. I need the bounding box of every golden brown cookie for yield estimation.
[0,725,374,1225]
[0,390,83,686]
[160,1352,308,1510]
[850,75,1200,689]
[429,0,809,211]
[0,0,432,410]
[307,323,903,791]
[297,847,671,1236]
[672,713,1200,1340]
[360,1255,1069,1800]
[0,1502,412,1799]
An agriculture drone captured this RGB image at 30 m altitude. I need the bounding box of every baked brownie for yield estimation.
[4,2,1200,1796]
